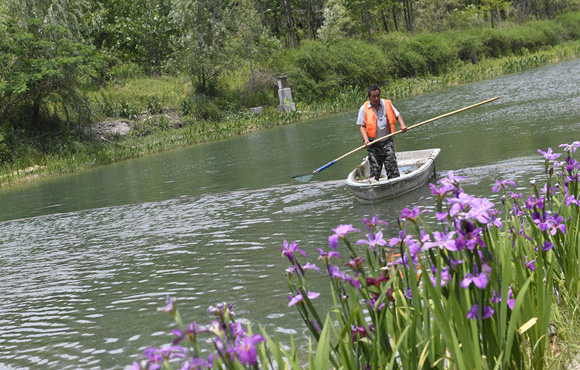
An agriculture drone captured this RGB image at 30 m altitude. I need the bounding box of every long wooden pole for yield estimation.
[292,97,499,181]
[329,96,500,166]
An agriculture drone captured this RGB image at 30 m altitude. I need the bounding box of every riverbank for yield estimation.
[1,39,580,188]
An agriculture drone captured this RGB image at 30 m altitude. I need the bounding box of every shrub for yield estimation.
[453,32,484,63]
[180,93,223,122]
[286,39,388,101]
[237,70,278,108]
[480,28,511,58]
[555,12,580,39]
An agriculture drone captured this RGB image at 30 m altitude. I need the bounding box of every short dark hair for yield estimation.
[367,85,381,96]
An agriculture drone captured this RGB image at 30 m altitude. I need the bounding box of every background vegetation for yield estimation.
[1,0,580,183]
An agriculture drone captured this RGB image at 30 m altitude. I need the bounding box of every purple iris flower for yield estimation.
[538,148,562,161]
[344,274,361,289]
[429,182,456,199]
[172,322,205,345]
[389,230,412,247]
[400,206,430,222]
[491,179,517,193]
[287,291,320,306]
[303,262,321,273]
[559,141,580,153]
[461,264,491,289]
[351,325,374,342]
[329,224,360,249]
[356,231,387,251]
[526,258,536,271]
[408,238,422,257]
[234,334,265,365]
[467,304,494,319]
[423,231,456,251]
[455,221,485,251]
[392,252,418,269]
[465,196,495,224]
[436,211,449,222]
[532,212,567,235]
[440,171,466,187]
[525,195,545,210]
[565,193,578,207]
[507,287,516,310]
[362,215,389,231]
[317,248,343,261]
[449,258,464,269]
[566,159,579,173]
[491,288,515,310]
[157,295,177,315]
[541,241,554,251]
[447,191,474,215]
[144,345,187,363]
[344,257,365,272]
[280,240,306,263]
[329,264,345,280]
[430,266,451,287]
[510,191,523,199]
[182,357,211,369]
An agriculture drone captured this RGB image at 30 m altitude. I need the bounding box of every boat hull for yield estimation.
[346,148,441,202]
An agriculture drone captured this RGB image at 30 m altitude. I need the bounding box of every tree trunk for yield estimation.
[403,0,414,34]
[307,0,313,40]
[283,0,297,50]
[362,8,372,44]
[381,10,390,33]
[32,99,41,130]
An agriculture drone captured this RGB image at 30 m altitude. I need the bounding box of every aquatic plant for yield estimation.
[132,141,580,369]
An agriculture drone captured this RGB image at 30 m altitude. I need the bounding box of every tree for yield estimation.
[231,0,281,76]
[171,0,242,93]
[317,0,352,42]
[481,0,512,26]
[89,0,175,75]
[6,0,90,41]
[0,18,104,129]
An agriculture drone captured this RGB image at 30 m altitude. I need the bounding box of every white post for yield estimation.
[277,76,296,112]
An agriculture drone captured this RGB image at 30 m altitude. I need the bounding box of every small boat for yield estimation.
[346,148,441,202]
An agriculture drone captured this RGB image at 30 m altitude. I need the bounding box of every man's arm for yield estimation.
[359,125,370,146]
[397,114,408,132]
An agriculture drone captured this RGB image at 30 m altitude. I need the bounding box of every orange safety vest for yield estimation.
[364,99,396,139]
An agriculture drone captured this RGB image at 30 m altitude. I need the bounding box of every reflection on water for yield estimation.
[0,59,579,369]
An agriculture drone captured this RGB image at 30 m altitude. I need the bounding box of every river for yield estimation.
[0,58,579,369]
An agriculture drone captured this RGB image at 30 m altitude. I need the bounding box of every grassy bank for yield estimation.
[1,39,580,187]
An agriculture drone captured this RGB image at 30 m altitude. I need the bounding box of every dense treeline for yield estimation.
[0,0,579,170]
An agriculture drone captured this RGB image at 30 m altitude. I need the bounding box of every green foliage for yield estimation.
[384,33,458,77]
[317,0,352,43]
[286,39,388,101]
[108,62,146,81]
[554,11,580,39]
[0,17,104,129]
[236,70,278,108]
[89,0,175,75]
[180,93,223,122]
[130,116,173,137]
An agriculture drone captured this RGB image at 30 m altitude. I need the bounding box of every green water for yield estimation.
[0,59,579,369]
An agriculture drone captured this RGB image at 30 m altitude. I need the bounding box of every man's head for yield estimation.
[368,85,381,107]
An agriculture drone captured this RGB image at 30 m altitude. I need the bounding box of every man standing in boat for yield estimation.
[357,85,408,181]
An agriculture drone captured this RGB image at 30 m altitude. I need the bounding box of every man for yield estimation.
[357,85,408,181]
